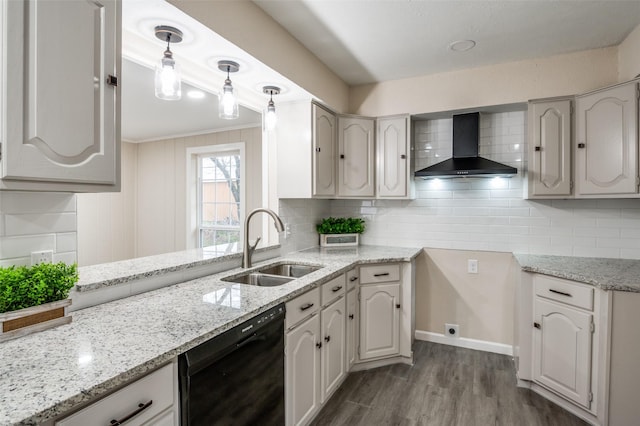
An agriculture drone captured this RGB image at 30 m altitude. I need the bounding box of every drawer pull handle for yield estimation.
[109,400,153,425]
[534,322,541,329]
[549,289,572,297]
[300,303,314,311]
[374,272,390,277]
[325,335,331,343]
[332,285,343,292]
[349,314,354,320]
[349,276,358,282]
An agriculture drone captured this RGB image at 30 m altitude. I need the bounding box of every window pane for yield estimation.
[198,153,241,248]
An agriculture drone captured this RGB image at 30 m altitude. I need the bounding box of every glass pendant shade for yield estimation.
[265,99,277,131]
[219,78,239,119]
[155,52,181,100]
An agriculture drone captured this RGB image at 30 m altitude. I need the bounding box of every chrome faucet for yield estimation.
[243,208,285,268]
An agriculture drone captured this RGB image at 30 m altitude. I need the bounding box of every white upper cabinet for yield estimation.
[575,82,638,197]
[1,0,121,191]
[338,116,375,198]
[377,115,411,198]
[527,99,572,198]
[312,104,336,197]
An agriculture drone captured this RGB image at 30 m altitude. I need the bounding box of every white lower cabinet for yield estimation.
[286,314,322,426]
[346,288,358,369]
[533,297,593,408]
[286,275,346,426]
[359,282,400,360]
[518,272,609,425]
[55,362,178,426]
[320,296,346,402]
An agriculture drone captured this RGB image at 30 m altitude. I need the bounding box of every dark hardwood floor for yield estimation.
[311,341,590,426]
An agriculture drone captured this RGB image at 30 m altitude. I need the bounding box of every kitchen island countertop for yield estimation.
[514,253,640,293]
[0,245,421,426]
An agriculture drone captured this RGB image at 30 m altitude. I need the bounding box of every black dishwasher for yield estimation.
[178,303,285,426]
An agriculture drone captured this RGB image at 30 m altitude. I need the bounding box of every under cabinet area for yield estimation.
[55,362,178,426]
[0,0,121,192]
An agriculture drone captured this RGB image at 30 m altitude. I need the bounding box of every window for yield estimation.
[195,147,244,249]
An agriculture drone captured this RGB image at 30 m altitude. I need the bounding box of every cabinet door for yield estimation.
[575,82,638,196]
[359,283,400,360]
[528,100,572,197]
[338,117,375,197]
[2,0,119,185]
[377,116,409,198]
[533,298,593,408]
[321,296,346,403]
[312,104,336,197]
[285,314,321,426]
[346,288,357,369]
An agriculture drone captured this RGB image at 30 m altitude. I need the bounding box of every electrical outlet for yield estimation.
[468,259,478,274]
[445,323,459,338]
[284,223,291,240]
[31,250,53,266]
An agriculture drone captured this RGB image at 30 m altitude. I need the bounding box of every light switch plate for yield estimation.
[468,259,478,274]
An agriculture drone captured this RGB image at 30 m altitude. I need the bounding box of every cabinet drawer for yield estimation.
[360,264,400,284]
[322,275,346,306]
[534,275,594,311]
[286,287,320,329]
[346,268,359,291]
[56,363,174,426]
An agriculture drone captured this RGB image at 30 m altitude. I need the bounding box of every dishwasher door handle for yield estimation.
[236,332,266,349]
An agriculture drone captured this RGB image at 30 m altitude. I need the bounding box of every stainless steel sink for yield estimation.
[221,263,323,287]
[257,263,322,278]
[222,273,294,287]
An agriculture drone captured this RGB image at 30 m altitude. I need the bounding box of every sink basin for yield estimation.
[257,263,322,278]
[222,273,294,287]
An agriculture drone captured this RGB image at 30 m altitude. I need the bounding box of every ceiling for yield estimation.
[121,0,311,142]
[253,0,640,86]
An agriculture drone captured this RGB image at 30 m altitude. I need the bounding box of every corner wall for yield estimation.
[618,23,640,81]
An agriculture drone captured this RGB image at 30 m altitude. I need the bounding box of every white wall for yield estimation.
[618,23,640,81]
[350,47,618,117]
[0,192,77,267]
[278,198,330,253]
[77,127,263,266]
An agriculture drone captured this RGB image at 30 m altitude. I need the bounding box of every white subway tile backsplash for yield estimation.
[0,234,55,259]
[5,212,76,236]
[0,192,77,265]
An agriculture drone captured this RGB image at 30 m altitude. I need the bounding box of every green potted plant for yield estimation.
[316,217,365,247]
[0,262,78,342]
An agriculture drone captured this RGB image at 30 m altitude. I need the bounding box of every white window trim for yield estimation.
[186,143,246,250]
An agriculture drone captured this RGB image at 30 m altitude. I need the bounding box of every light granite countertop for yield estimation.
[0,245,421,426]
[514,254,640,293]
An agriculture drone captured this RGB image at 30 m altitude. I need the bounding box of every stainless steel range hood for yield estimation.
[414,112,517,178]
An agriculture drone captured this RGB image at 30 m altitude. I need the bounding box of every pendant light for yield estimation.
[218,60,240,119]
[154,25,183,101]
[263,86,280,131]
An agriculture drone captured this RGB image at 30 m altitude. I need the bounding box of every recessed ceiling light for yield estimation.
[187,90,205,99]
[449,39,476,52]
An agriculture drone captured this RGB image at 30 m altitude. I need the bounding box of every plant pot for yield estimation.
[0,299,72,342]
[320,233,360,247]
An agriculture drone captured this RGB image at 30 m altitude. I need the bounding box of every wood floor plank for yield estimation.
[312,341,590,426]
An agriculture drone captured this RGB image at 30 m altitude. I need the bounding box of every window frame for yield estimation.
[186,143,246,250]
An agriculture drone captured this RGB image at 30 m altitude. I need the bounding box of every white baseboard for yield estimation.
[415,330,513,356]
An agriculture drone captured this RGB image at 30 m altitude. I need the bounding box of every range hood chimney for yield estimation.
[414,112,517,178]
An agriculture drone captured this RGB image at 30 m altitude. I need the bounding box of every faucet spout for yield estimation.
[242,208,285,268]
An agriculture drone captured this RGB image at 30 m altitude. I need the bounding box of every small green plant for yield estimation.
[0,262,78,314]
[316,217,365,234]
